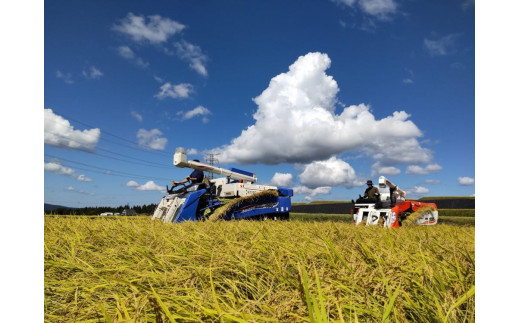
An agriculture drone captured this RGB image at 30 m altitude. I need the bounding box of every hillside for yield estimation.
[44,203,75,212]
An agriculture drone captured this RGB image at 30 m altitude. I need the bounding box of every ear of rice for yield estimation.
[402,206,436,226]
[208,190,279,221]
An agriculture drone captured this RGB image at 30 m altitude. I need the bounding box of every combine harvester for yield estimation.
[352,176,438,228]
[152,148,293,223]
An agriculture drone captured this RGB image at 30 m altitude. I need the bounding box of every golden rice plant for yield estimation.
[402,206,437,227]
[45,216,475,322]
[208,190,279,221]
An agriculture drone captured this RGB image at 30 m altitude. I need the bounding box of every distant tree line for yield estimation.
[45,203,158,216]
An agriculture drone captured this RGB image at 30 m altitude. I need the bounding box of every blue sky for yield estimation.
[44,0,475,207]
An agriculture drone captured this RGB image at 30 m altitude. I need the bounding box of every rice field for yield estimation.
[45,216,475,322]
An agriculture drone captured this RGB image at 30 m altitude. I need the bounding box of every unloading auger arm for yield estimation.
[173,148,258,183]
[378,176,406,197]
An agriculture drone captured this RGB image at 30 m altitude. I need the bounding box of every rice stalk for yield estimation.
[208,190,279,221]
[402,206,437,226]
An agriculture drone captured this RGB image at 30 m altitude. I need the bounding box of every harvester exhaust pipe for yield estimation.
[173,147,258,183]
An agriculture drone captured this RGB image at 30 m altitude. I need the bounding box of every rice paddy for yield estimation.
[45,216,475,322]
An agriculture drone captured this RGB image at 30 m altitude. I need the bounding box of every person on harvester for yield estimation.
[355,180,380,203]
[171,159,205,189]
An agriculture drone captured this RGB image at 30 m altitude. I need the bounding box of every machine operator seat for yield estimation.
[379,191,392,208]
[193,175,211,191]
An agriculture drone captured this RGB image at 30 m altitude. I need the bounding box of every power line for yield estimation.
[92,151,172,169]
[44,154,171,181]
[45,159,170,181]
[45,130,172,169]
[95,147,171,169]
[96,134,172,158]
[53,111,171,157]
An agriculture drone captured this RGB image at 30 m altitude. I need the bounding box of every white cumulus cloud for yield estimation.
[131,111,143,122]
[293,186,331,196]
[174,40,209,77]
[378,166,401,176]
[424,33,463,56]
[155,82,193,99]
[76,174,92,182]
[270,173,293,187]
[126,180,139,187]
[458,176,475,186]
[82,66,103,79]
[56,70,73,84]
[358,0,397,18]
[372,162,401,176]
[44,108,100,152]
[117,46,149,67]
[406,186,429,195]
[153,75,164,83]
[127,180,165,192]
[44,161,92,182]
[45,162,75,176]
[299,156,363,188]
[113,13,185,44]
[293,185,332,201]
[425,179,441,184]
[406,163,442,175]
[137,129,168,150]
[209,52,432,166]
[180,106,211,123]
[136,181,165,192]
[66,186,94,195]
[332,0,398,20]
[118,45,134,59]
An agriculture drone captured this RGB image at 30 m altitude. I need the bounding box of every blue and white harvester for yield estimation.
[152,148,293,223]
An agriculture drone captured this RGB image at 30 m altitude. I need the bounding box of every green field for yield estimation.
[438,209,475,217]
[45,216,475,322]
[292,201,351,206]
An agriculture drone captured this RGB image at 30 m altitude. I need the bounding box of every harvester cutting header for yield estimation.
[152,148,293,223]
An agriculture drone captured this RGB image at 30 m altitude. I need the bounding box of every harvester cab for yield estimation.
[152,148,293,223]
[352,176,439,228]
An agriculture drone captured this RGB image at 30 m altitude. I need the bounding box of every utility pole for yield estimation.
[204,153,219,179]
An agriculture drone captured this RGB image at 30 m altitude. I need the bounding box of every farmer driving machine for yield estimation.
[152,148,293,223]
[352,176,438,228]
